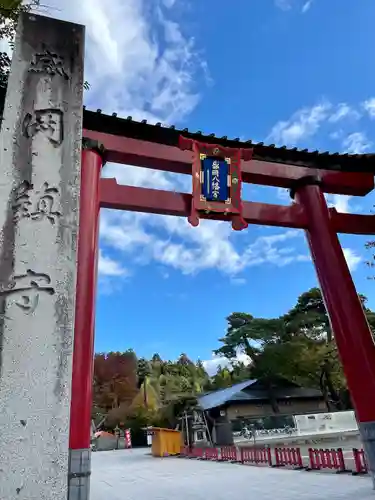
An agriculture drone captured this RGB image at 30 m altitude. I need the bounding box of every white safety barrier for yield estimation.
[294,411,358,435]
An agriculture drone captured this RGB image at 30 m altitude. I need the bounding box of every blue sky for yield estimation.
[53,0,375,373]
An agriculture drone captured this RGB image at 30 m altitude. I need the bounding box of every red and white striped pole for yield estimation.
[125,429,132,449]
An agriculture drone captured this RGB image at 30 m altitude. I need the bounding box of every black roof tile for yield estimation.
[83,107,375,172]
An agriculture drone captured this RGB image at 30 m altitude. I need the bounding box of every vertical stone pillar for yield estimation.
[0,13,84,500]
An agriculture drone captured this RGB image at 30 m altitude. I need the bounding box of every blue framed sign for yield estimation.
[178,136,253,231]
[201,156,230,202]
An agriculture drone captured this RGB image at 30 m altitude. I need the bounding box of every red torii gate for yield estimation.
[4,12,375,500]
[75,108,375,485]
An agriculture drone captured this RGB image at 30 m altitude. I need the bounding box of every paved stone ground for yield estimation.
[91,449,374,500]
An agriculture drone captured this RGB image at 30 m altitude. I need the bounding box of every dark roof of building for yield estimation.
[82,107,375,173]
[229,387,323,403]
[198,380,257,410]
[197,379,322,410]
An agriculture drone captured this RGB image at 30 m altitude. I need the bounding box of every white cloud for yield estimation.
[99,205,308,279]
[267,101,366,147]
[243,230,309,267]
[328,103,360,123]
[325,194,352,214]
[274,0,293,10]
[102,163,190,192]
[101,162,309,280]
[99,211,151,253]
[342,132,372,154]
[160,269,170,279]
[231,277,247,286]
[267,101,331,146]
[55,0,203,291]
[44,0,204,124]
[301,0,313,13]
[278,246,362,272]
[98,250,127,276]
[0,37,11,56]
[0,14,14,54]
[332,195,351,213]
[44,5,361,289]
[202,356,224,376]
[277,188,290,202]
[162,0,176,7]
[274,0,314,13]
[362,97,375,119]
[97,250,129,295]
[203,352,251,376]
[329,129,344,141]
[343,248,362,272]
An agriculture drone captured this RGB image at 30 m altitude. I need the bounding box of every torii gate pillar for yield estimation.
[293,177,375,488]
[0,13,85,500]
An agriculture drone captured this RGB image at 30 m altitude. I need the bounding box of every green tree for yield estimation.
[0,1,39,40]
[365,240,375,279]
[282,288,375,409]
[284,287,331,340]
[93,350,138,426]
[151,353,162,365]
[214,312,282,360]
[211,365,233,389]
[137,357,151,386]
[137,357,152,408]
[0,1,39,96]
[0,51,10,89]
[214,288,375,411]
[231,361,250,383]
[0,1,89,101]
[177,353,194,366]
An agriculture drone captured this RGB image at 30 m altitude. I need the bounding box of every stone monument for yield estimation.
[0,12,84,500]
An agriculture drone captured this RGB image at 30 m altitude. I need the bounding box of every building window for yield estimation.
[278,400,292,406]
[196,431,205,441]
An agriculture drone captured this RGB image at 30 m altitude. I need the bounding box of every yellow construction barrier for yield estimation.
[149,427,182,457]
